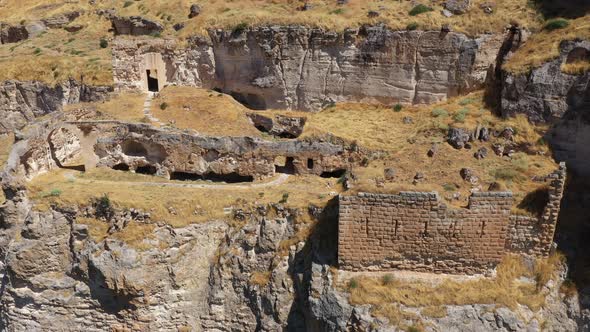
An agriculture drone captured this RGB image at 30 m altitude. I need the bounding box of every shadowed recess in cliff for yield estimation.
[170,171,254,183]
[87,262,137,315]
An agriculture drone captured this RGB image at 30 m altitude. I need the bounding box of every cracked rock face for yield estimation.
[0,193,228,331]
[0,80,112,134]
[501,40,590,123]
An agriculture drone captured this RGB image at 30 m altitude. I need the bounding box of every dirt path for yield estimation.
[67,172,290,190]
[143,92,161,124]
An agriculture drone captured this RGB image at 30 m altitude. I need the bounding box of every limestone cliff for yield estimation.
[113,26,504,111]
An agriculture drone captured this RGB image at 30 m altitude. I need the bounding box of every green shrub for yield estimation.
[381,274,394,285]
[453,108,469,123]
[123,1,133,8]
[42,189,62,198]
[431,108,448,118]
[348,278,358,289]
[409,4,433,16]
[406,22,419,30]
[160,102,169,110]
[233,22,249,35]
[442,183,456,191]
[95,193,115,220]
[280,193,289,204]
[330,8,345,15]
[99,38,108,48]
[393,103,403,112]
[458,97,475,106]
[544,18,569,31]
[34,48,42,55]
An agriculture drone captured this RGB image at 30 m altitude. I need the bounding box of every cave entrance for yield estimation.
[320,169,346,178]
[146,70,159,92]
[170,171,254,183]
[230,91,267,110]
[275,156,295,174]
[135,165,157,175]
[113,163,130,171]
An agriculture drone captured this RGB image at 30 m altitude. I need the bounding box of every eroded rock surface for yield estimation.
[113,26,504,111]
[0,80,112,134]
[501,40,590,122]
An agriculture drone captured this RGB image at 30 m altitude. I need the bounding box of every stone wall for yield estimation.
[338,191,513,274]
[338,163,566,274]
[506,162,567,256]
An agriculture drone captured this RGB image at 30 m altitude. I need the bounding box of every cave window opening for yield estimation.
[307,159,314,170]
[320,169,346,178]
[275,156,295,174]
[170,171,254,183]
[113,163,130,171]
[135,165,157,175]
[146,69,159,92]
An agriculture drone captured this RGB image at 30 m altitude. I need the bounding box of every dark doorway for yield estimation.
[275,157,295,174]
[146,70,159,92]
[307,158,314,169]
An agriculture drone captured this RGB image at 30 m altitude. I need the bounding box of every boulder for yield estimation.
[110,16,163,36]
[447,127,471,149]
[247,113,306,138]
[445,0,471,14]
[384,168,396,181]
[460,168,478,184]
[0,23,29,44]
[41,11,81,28]
[474,147,488,159]
[189,4,201,18]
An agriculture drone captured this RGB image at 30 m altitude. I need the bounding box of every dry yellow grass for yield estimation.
[344,253,564,326]
[504,16,590,74]
[0,0,581,85]
[65,91,147,122]
[0,0,543,36]
[302,91,558,210]
[0,12,113,85]
[151,86,262,136]
[26,167,340,229]
[250,271,272,286]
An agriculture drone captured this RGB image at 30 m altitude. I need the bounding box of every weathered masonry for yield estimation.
[338,163,566,274]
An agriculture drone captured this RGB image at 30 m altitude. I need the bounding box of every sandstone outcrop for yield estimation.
[113,26,504,111]
[0,80,112,134]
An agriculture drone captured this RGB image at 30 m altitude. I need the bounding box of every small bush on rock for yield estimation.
[409,4,433,16]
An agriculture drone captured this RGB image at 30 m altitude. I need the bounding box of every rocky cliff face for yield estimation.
[0,185,228,331]
[0,80,112,134]
[501,40,589,123]
[208,26,502,111]
[113,26,503,111]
